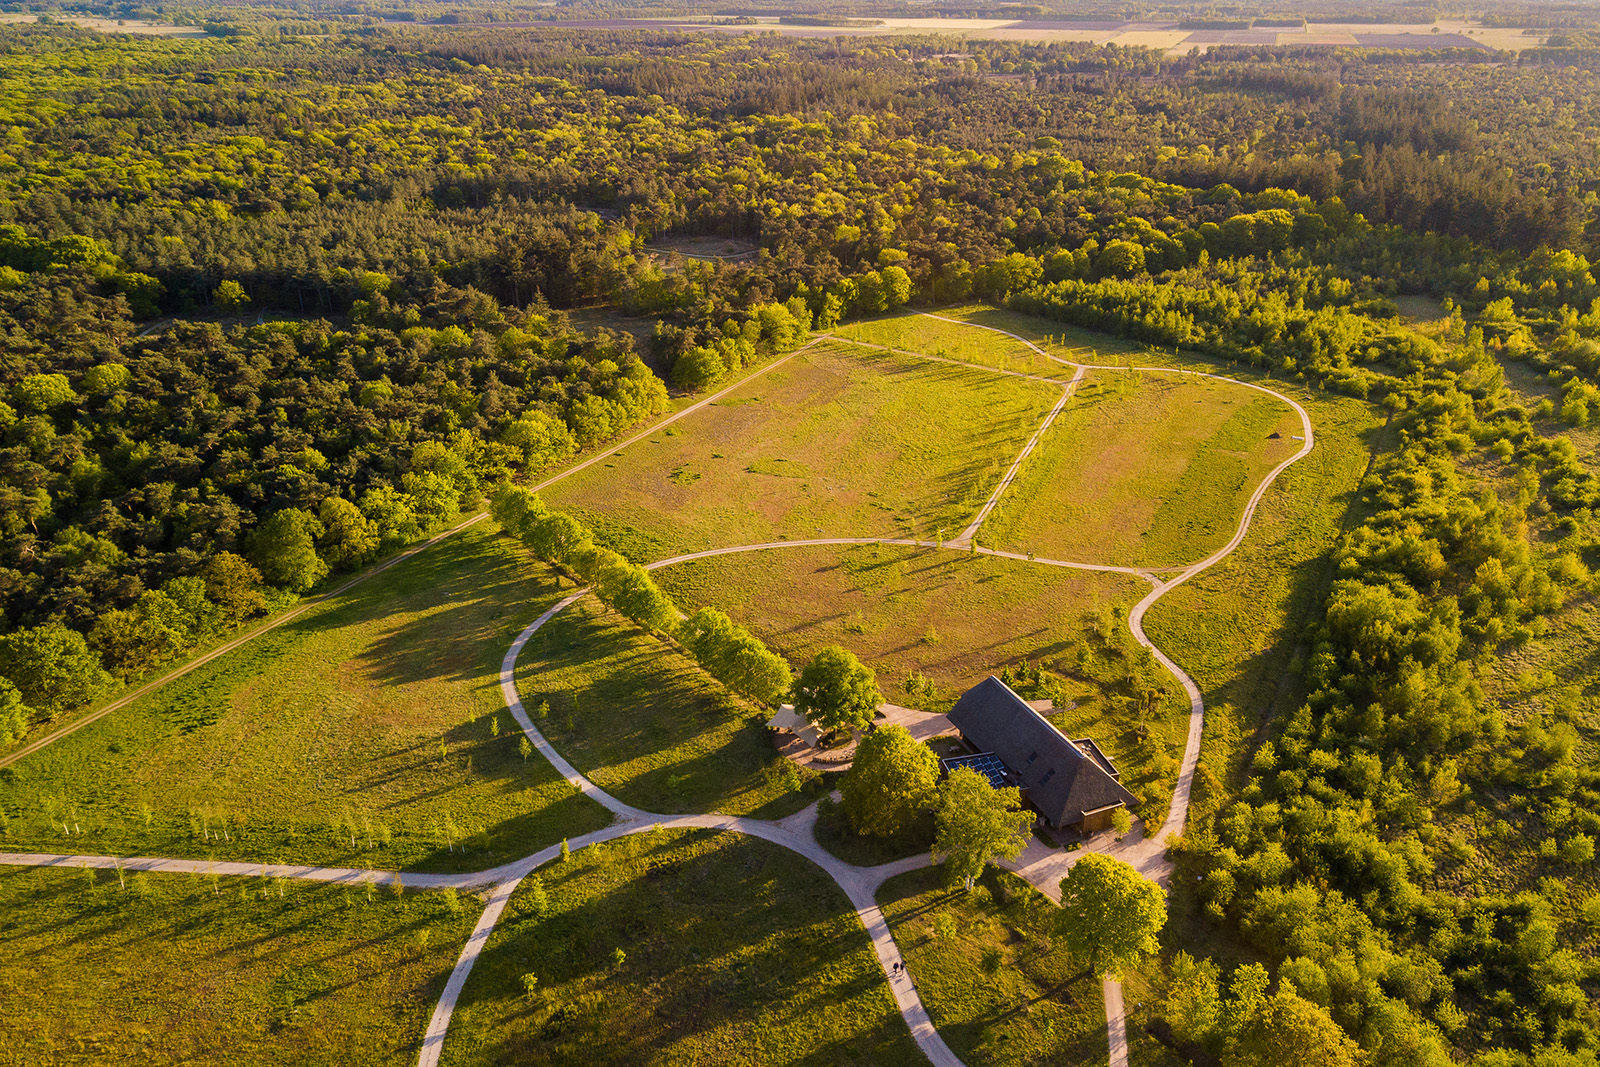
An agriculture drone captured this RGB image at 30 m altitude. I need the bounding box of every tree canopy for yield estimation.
[1056,853,1167,979]
[933,764,1034,889]
[841,725,939,838]
[792,646,883,735]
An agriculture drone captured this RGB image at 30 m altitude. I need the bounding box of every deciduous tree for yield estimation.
[933,764,1033,889]
[793,645,881,735]
[842,724,938,837]
[250,508,328,592]
[1056,853,1166,979]
[0,623,111,715]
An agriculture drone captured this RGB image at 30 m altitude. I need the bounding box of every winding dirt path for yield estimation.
[0,313,1317,1067]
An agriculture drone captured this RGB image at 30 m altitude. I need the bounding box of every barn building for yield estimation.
[943,676,1136,835]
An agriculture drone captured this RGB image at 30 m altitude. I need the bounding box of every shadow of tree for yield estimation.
[446,828,924,1067]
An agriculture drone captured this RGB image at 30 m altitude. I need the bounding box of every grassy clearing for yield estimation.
[440,828,923,1067]
[906,305,1159,365]
[652,543,1189,828]
[877,864,1108,1066]
[514,596,817,818]
[833,310,1066,378]
[0,525,612,873]
[0,864,478,1066]
[1132,383,1388,1045]
[653,544,1144,701]
[542,341,1058,558]
[982,370,1302,568]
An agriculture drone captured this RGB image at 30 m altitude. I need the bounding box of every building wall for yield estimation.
[1077,806,1120,835]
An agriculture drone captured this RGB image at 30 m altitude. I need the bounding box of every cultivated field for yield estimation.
[0,866,478,1066]
[0,13,206,35]
[0,526,611,872]
[513,595,815,818]
[982,370,1302,568]
[440,829,923,1066]
[542,341,1058,557]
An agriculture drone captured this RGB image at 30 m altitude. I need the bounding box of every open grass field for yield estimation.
[897,306,1153,364]
[651,543,1190,827]
[832,311,1067,378]
[514,596,816,818]
[877,864,1108,1066]
[653,543,1147,698]
[541,341,1058,558]
[981,370,1302,567]
[0,525,612,873]
[0,865,479,1067]
[439,828,923,1066]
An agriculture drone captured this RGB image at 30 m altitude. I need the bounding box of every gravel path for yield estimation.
[0,314,1318,1067]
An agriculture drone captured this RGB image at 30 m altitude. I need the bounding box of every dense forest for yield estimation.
[9,12,1600,1065]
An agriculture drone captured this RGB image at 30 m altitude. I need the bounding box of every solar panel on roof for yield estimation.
[941,752,1014,790]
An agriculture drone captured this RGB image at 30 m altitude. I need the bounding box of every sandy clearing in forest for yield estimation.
[0,13,206,35]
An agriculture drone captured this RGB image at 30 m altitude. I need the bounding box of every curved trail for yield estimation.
[421,603,965,1067]
[919,313,1314,1066]
[0,314,1317,1067]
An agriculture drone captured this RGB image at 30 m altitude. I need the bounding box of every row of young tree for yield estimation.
[9,21,1600,1061]
[489,486,794,706]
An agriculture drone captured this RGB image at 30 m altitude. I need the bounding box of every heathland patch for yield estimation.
[0,525,611,872]
[541,341,1059,557]
[0,865,478,1066]
[512,596,815,818]
[439,828,923,1067]
[981,370,1302,567]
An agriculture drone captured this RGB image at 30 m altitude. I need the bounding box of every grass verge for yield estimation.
[439,828,923,1066]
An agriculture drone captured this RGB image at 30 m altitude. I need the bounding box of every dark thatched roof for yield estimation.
[947,677,1136,827]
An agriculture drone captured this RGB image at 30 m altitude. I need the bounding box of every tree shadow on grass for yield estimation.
[449,829,923,1067]
[285,527,565,691]
[514,603,807,818]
